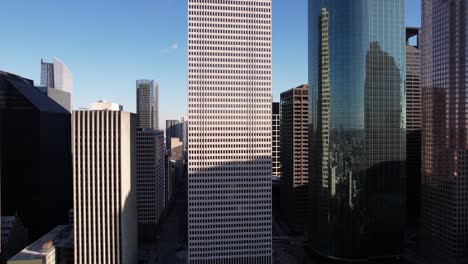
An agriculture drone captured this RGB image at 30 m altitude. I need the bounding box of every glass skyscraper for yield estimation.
[308,0,406,260]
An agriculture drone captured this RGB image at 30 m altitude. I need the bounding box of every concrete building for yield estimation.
[136,80,159,130]
[280,85,309,232]
[1,217,28,264]
[89,100,123,111]
[421,0,468,262]
[187,0,273,262]
[0,71,72,242]
[7,225,73,264]
[72,108,137,264]
[309,2,406,260]
[406,27,422,228]
[39,58,72,112]
[272,102,281,177]
[136,128,165,241]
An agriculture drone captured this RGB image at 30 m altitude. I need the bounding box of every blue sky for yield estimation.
[0,0,421,128]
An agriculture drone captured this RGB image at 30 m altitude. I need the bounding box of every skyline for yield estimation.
[0,0,421,128]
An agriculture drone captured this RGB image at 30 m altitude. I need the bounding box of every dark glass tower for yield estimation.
[308,0,406,260]
[421,0,468,262]
[0,71,72,242]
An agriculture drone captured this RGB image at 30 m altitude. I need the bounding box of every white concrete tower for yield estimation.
[188,0,273,263]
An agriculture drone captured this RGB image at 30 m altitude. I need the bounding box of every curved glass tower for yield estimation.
[308,0,406,260]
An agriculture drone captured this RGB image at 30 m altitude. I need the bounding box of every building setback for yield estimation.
[187,0,273,262]
[272,102,281,177]
[72,108,137,264]
[421,0,468,262]
[280,85,309,231]
[0,71,72,242]
[39,58,73,112]
[308,1,406,260]
[136,128,165,241]
[405,27,422,228]
[136,80,159,130]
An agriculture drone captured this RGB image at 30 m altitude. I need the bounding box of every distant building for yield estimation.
[165,117,187,153]
[1,217,28,264]
[39,58,72,112]
[72,108,137,264]
[170,138,184,161]
[136,80,159,130]
[7,225,73,264]
[280,85,309,231]
[136,128,165,242]
[406,27,422,228]
[89,100,123,111]
[272,102,281,177]
[0,71,72,242]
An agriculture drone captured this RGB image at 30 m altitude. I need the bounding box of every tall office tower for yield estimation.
[279,85,309,232]
[39,58,73,112]
[0,71,72,242]
[166,117,188,153]
[188,0,272,262]
[1,217,28,263]
[405,27,422,228]
[136,80,159,129]
[136,128,165,241]
[272,102,281,177]
[309,1,406,260]
[421,0,468,262]
[72,107,137,264]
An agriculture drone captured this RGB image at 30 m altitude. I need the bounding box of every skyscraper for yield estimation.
[136,79,159,130]
[39,58,73,112]
[188,0,273,262]
[72,106,137,264]
[421,0,468,262]
[309,1,406,260]
[272,102,281,177]
[0,71,72,242]
[136,128,165,241]
[406,27,422,228]
[166,117,188,154]
[280,84,309,232]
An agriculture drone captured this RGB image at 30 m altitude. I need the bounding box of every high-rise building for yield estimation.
[136,80,158,130]
[308,1,406,260]
[279,85,309,232]
[136,128,165,241]
[406,27,422,228]
[421,0,468,262]
[72,107,137,264]
[187,0,273,262]
[0,71,72,242]
[39,58,73,112]
[272,102,281,177]
[165,117,188,153]
[1,217,28,263]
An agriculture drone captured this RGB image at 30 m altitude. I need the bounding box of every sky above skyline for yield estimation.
[0,0,421,128]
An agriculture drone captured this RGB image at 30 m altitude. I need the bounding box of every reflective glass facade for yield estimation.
[308,0,406,260]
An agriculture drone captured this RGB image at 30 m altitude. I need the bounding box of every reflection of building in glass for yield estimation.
[309,0,406,260]
[421,0,468,262]
[187,0,272,262]
[272,102,281,177]
[405,27,422,228]
[280,85,309,231]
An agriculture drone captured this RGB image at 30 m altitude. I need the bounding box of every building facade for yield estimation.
[72,109,137,264]
[280,85,309,231]
[0,71,72,242]
[421,0,468,262]
[272,102,281,177]
[1,217,28,264]
[308,1,406,260]
[406,27,422,228]
[39,58,73,112]
[165,117,188,154]
[136,128,165,241]
[188,0,273,262]
[136,80,159,130]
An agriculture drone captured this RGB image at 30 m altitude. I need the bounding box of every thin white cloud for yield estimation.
[161,42,179,53]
